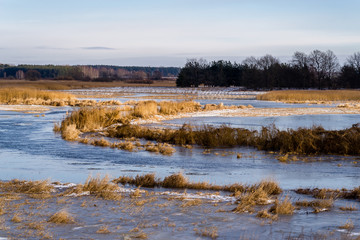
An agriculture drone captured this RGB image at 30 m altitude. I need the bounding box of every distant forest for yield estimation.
[177,50,360,89]
[0,65,180,82]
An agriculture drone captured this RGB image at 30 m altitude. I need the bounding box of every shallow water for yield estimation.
[0,98,359,239]
[164,114,360,131]
[0,108,359,190]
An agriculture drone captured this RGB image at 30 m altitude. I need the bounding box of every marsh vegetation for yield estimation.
[257,90,360,103]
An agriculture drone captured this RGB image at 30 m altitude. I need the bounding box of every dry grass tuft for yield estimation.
[11,214,22,223]
[269,196,295,215]
[295,199,334,210]
[339,220,354,231]
[48,210,75,224]
[130,188,142,198]
[195,226,218,239]
[233,188,270,213]
[256,180,282,195]
[117,141,135,151]
[256,209,277,220]
[96,225,111,234]
[133,173,158,188]
[82,175,121,200]
[339,205,358,211]
[133,101,158,118]
[159,101,201,115]
[0,179,54,195]
[162,173,188,189]
[145,143,176,155]
[61,124,80,141]
[91,137,111,147]
[64,175,121,200]
[180,199,203,207]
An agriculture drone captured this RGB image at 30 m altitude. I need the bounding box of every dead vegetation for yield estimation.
[194,226,218,239]
[48,210,75,224]
[0,79,176,90]
[64,175,122,200]
[295,199,334,212]
[269,196,295,215]
[257,90,360,102]
[0,88,75,105]
[133,101,158,118]
[107,123,360,155]
[58,101,360,156]
[295,186,360,200]
[0,179,54,197]
[113,173,282,198]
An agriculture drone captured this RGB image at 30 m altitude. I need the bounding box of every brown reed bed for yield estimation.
[58,105,360,156]
[0,179,54,195]
[158,101,202,115]
[0,88,75,105]
[0,87,125,107]
[113,172,282,195]
[257,90,360,102]
[59,107,124,132]
[107,123,360,155]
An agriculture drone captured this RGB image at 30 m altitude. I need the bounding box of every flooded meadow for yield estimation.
[0,87,359,239]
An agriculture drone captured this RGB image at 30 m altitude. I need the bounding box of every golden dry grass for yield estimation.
[257,90,360,102]
[145,143,176,155]
[0,88,75,104]
[48,210,75,224]
[233,188,270,213]
[61,107,123,132]
[80,175,121,200]
[295,199,334,210]
[194,226,218,239]
[159,101,201,115]
[256,209,277,220]
[96,225,111,234]
[0,179,54,195]
[133,101,158,118]
[339,205,358,211]
[11,214,23,223]
[162,173,188,189]
[91,137,111,147]
[339,220,354,231]
[61,124,80,141]
[269,196,295,215]
[180,199,203,208]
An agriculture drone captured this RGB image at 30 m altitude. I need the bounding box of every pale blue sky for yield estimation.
[0,0,359,66]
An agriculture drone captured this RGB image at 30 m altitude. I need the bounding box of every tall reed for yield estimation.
[0,88,74,104]
[257,90,360,102]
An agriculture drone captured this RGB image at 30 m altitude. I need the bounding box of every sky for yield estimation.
[0,0,359,66]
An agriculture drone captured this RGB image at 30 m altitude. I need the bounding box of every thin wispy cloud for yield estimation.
[81,47,116,50]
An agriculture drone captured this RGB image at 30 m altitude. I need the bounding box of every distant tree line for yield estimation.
[0,64,180,82]
[176,50,360,89]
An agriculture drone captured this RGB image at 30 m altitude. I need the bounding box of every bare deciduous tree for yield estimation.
[292,51,308,68]
[346,52,360,70]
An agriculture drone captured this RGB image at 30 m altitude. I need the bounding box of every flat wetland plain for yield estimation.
[0,81,360,239]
